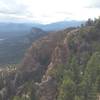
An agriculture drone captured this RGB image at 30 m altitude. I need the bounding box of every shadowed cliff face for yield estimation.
[37,38,70,100]
[9,28,74,100]
[16,28,73,83]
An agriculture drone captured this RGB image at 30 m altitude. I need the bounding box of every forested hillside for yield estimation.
[0,18,100,100]
[0,27,47,65]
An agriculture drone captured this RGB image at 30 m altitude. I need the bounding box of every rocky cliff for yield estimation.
[0,18,100,100]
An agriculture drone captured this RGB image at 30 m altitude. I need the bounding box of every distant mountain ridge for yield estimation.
[0,20,84,32]
[40,20,84,31]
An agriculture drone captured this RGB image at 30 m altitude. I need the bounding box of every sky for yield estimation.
[0,0,100,24]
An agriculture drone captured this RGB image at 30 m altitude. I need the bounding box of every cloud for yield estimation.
[86,5,100,8]
[55,12,73,15]
[0,0,30,16]
[0,0,100,23]
[85,0,100,8]
[0,13,34,23]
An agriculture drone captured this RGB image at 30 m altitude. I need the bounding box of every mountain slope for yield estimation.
[0,18,100,100]
[0,27,47,65]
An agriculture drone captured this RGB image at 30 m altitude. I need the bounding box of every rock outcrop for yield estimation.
[37,37,70,100]
[0,27,81,100]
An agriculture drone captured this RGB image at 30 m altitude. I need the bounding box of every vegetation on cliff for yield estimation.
[0,17,100,100]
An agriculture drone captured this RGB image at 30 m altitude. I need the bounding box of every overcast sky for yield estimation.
[0,0,100,24]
